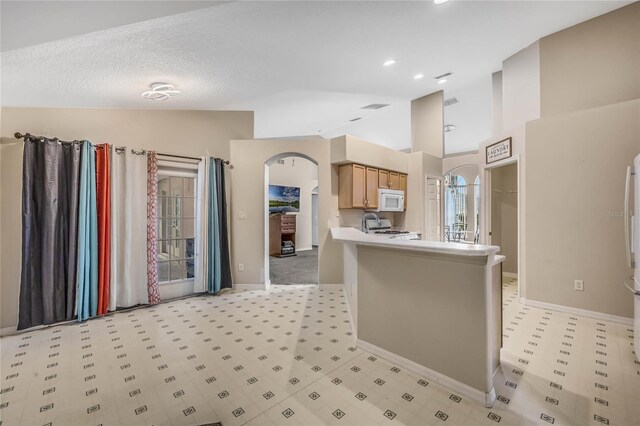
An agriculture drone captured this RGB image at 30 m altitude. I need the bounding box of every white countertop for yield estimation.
[331,227,500,257]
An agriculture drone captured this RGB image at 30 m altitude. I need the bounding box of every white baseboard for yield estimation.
[503,272,518,278]
[233,284,266,290]
[296,247,313,252]
[1,325,18,337]
[357,339,496,408]
[525,298,633,325]
[318,284,342,288]
[342,284,357,336]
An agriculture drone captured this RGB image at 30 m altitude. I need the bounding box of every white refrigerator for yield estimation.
[625,155,640,362]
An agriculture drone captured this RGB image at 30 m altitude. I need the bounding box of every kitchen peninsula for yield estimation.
[331,227,504,407]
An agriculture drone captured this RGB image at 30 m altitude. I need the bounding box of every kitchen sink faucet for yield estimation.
[362,212,380,233]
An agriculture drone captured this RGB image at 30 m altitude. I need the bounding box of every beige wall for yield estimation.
[0,107,254,330]
[526,99,640,318]
[540,2,640,118]
[502,41,541,132]
[268,156,318,251]
[411,91,444,158]
[357,246,495,394]
[491,71,503,136]
[230,139,342,285]
[330,134,408,173]
[490,163,518,273]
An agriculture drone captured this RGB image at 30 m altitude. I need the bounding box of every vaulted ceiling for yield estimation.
[1,1,630,151]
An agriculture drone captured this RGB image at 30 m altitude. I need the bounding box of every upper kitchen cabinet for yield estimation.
[365,167,379,209]
[378,169,390,189]
[389,172,400,190]
[339,163,407,210]
[399,173,407,208]
[339,163,379,209]
[379,170,402,191]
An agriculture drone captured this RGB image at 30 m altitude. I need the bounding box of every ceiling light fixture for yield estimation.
[383,59,396,66]
[434,0,450,4]
[141,82,181,101]
[438,78,448,84]
[414,74,424,80]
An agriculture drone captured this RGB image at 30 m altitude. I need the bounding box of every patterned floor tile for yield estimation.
[0,278,638,425]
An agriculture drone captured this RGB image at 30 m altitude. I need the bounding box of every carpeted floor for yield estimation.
[269,247,318,284]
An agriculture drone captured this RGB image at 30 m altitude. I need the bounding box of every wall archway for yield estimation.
[444,164,481,242]
[264,153,319,286]
[229,138,342,289]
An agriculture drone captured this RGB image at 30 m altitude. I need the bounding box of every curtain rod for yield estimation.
[15,132,230,165]
[14,131,78,144]
[157,152,230,165]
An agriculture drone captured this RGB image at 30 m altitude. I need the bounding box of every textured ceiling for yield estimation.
[0,1,630,151]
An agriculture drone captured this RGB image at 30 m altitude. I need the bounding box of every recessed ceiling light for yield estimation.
[141,82,181,101]
[438,78,447,84]
[383,59,396,66]
[414,74,424,80]
[434,0,449,4]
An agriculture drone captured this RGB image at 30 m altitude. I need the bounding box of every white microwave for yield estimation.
[376,189,405,212]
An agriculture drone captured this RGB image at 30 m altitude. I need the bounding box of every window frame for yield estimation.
[157,168,199,286]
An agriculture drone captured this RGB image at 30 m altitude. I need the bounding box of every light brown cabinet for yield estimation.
[339,163,407,210]
[378,170,401,190]
[365,167,379,209]
[378,169,390,189]
[339,164,379,209]
[389,172,400,189]
[269,213,296,257]
[399,173,407,209]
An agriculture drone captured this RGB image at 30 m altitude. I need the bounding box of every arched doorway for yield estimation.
[264,153,319,286]
[444,165,480,243]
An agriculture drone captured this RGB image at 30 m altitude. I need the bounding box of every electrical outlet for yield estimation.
[238,263,244,272]
[574,280,584,291]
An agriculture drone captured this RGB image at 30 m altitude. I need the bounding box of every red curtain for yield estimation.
[95,144,111,315]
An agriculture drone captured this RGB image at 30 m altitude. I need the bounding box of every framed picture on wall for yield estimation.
[486,137,512,164]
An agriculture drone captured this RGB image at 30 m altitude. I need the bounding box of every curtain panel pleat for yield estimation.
[18,137,82,330]
[96,144,111,315]
[206,158,232,293]
[147,151,160,304]
[111,148,149,308]
[76,142,99,321]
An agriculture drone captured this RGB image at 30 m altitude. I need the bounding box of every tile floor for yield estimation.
[0,277,638,426]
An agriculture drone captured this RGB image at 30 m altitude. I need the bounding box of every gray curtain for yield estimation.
[206,158,232,292]
[18,135,82,330]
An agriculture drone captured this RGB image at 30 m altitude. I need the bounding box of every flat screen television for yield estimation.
[269,185,300,213]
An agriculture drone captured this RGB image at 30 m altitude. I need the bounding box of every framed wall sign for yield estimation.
[486,137,512,164]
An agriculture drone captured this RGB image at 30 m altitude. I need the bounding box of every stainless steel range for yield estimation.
[362,216,420,240]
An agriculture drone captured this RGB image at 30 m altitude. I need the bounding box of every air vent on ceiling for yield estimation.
[350,117,362,122]
[444,97,458,107]
[434,72,452,80]
[361,103,389,110]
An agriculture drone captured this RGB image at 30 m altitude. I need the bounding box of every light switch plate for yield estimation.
[574,280,584,291]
